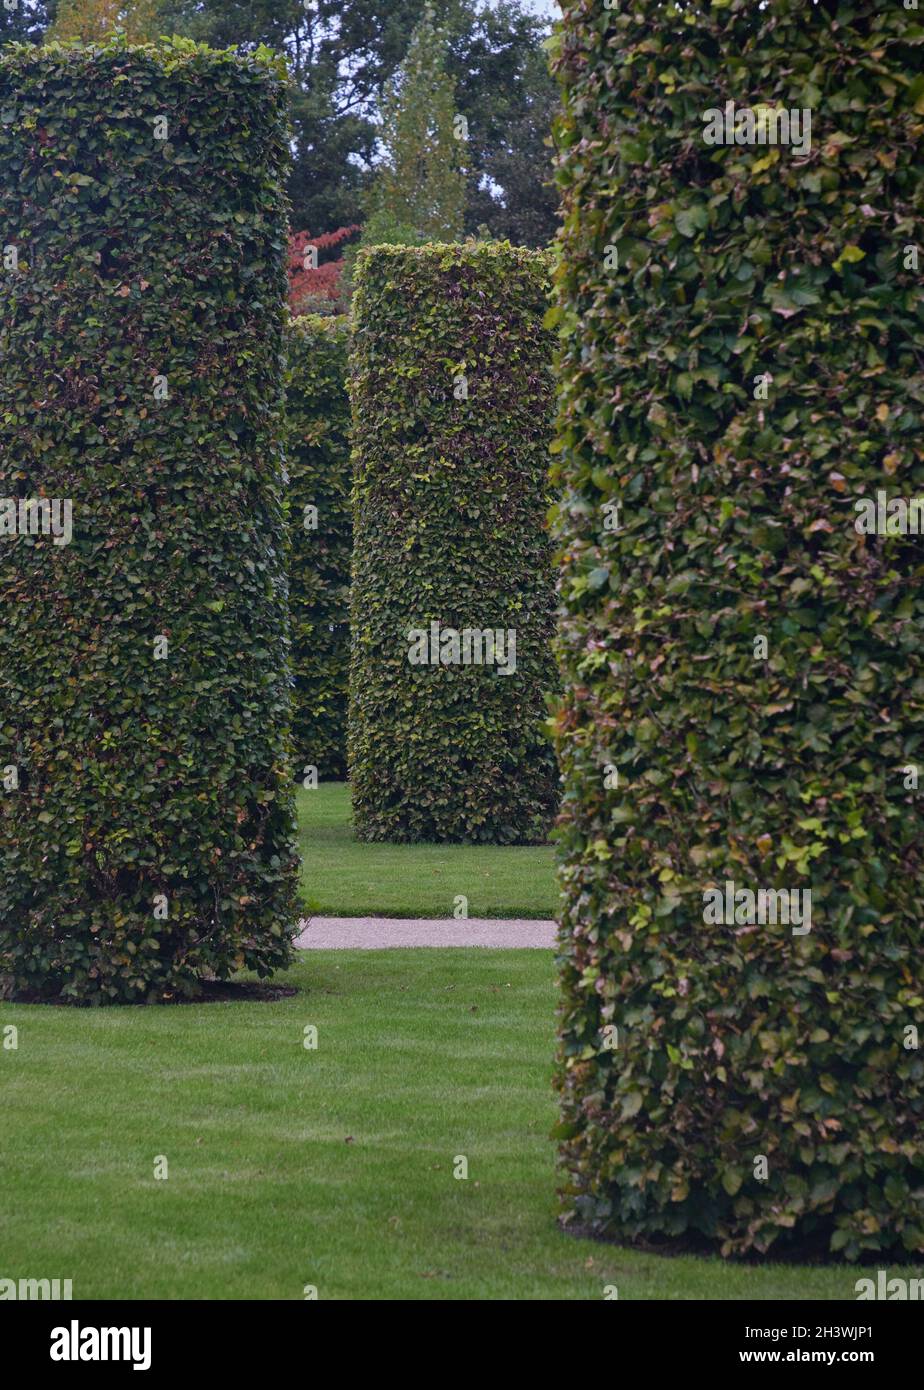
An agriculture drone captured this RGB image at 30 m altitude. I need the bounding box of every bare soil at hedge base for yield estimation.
[1,980,299,1007]
[561,1220,924,1269]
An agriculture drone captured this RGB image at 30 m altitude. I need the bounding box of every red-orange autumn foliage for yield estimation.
[288,226,360,312]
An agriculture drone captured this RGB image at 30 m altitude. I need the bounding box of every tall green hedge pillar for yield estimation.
[286,314,352,781]
[349,243,558,844]
[0,40,298,1003]
[551,2,924,1258]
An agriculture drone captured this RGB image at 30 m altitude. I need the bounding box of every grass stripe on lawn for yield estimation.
[297,782,558,919]
[0,951,855,1300]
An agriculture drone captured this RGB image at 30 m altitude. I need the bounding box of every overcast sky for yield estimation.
[489,0,560,21]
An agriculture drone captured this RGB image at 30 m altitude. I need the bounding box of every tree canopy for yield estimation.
[368,6,465,241]
[13,0,558,245]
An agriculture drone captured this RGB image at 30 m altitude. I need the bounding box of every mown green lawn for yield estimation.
[1,951,856,1301]
[297,782,559,918]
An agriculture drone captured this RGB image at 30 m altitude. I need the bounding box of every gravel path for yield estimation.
[294,916,557,949]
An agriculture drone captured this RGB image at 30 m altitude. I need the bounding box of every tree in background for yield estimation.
[6,0,558,247]
[158,0,558,247]
[368,5,465,242]
[454,8,559,249]
[338,7,467,302]
[0,0,52,45]
[48,0,163,42]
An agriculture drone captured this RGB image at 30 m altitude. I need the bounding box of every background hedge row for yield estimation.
[0,39,298,1003]
[286,313,352,780]
[348,242,558,844]
[550,0,924,1258]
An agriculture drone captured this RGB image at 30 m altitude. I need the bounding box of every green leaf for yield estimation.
[722,1168,745,1197]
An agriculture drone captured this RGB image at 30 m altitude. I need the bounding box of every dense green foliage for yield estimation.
[286,314,352,779]
[551,0,924,1259]
[0,38,298,1003]
[349,243,558,844]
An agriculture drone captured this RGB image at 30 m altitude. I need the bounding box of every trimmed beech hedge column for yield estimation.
[349,243,558,844]
[551,2,924,1258]
[0,39,298,1003]
[286,314,352,780]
